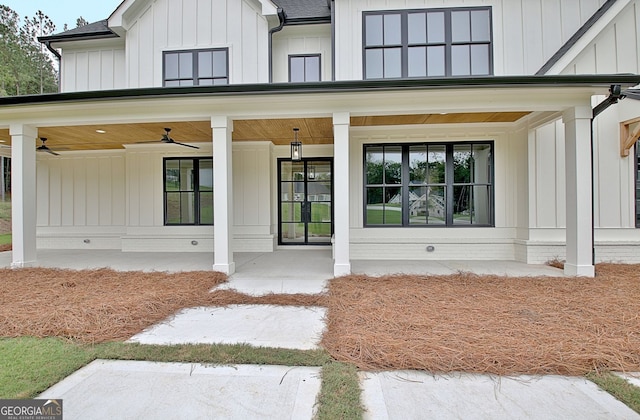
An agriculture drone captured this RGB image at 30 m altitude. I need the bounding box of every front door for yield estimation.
[278,158,333,245]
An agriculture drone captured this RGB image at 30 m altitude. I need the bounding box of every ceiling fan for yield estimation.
[138,128,199,149]
[36,138,60,156]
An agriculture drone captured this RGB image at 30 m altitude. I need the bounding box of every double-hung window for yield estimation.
[363,7,492,79]
[164,158,213,225]
[364,142,494,226]
[289,55,321,82]
[163,49,228,86]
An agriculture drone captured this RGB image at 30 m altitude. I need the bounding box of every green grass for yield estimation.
[316,362,364,420]
[587,371,640,414]
[0,234,10,245]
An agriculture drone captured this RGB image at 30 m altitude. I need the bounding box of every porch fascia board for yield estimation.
[0,75,638,108]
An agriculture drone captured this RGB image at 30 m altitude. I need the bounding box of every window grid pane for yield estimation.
[364,8,492,79]
[364,143,493,227]
[164,158,214,226]
[164,49,228,86]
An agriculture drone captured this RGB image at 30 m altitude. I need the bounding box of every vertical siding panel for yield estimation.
[60,159,76,226]
[616,8,638,73]
[259,146,271,226]
[535,123,557,227]
[86,157,100,226]
[73,159,87,226]
[138,155,155,226]
[541,0,562,63]
[183,0,198,47]
[128,154,140,227]
[138,7,155,87]
[75,52,89,91]
[554,121,566,228]
[113,156,126,226]
[36,162,50,226]
[595,28,617,73]
[233,148,245,225]
[62,52,76,92]
[114,49,126,88]
[228,0,243,83]
[153,153,164,226]
[48,161,62,226]
[168,0,183,47]
[522,0,544,74]
[101,50,115,89]
[197,0,213,45]
[88,51,101,90]
[560,0,581,42]
[499,0,524,74]
[128,22,140,88]
[99,158,112,225]
[212,0,227,44]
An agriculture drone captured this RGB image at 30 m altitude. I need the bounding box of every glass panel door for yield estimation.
[279,159,333,245]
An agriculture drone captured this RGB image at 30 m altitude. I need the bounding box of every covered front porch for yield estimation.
[2,76,639,278]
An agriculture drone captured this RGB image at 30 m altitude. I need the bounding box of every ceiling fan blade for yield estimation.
[46,148,60,156]
[135,140,163,144]
[172,141,200,149]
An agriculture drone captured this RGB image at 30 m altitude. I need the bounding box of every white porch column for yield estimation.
[333,112,351,276]
[562,106,594,277]
[212,116,235,274]
[10,124,38,268]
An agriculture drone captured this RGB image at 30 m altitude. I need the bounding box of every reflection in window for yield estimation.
[364,142,493,226]
[164,49,228,87]
[164,158,213,225]
[364,7,492,79]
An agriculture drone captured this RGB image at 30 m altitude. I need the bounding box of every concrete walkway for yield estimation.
[9,248,635,418]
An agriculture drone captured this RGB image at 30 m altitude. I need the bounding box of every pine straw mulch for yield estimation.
[321,263,640,376]
[2,264,640,376]
[0,244,10,252]
[0,268,227,343]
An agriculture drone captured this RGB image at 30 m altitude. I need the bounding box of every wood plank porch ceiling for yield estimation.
[0,112,529,151]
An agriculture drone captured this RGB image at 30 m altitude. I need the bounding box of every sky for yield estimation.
[3,0,123,33]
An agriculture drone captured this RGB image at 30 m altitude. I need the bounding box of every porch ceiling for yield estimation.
[0,111,529,152]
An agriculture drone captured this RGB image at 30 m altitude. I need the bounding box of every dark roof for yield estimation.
[39,20,118,43]
[536,0,617,75]
[625,89,640,100]
[268,0,331,24]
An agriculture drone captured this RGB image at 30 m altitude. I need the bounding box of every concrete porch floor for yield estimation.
[0,248,564,279]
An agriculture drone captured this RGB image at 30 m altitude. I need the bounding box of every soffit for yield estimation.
[0,112,529,151]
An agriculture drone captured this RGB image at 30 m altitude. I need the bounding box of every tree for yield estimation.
[0,6,58,96]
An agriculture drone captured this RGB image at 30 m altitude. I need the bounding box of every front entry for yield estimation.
[278,158,333,245]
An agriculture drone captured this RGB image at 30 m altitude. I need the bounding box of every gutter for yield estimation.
[268,8,286,83]
[0,75,639,107]
[42,40,62,93]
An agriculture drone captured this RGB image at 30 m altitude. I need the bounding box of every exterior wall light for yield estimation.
[290,127,302,161]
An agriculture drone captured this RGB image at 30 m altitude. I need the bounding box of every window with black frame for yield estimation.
[364,142,493,226]
[363,7,492,79]
[164,158,213,225]
[289,54,321,82]
[163,49,228,86]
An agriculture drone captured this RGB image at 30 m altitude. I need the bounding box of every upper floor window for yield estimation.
[364,142,494,226]
[164,158,213,225]
[363,7,492,79]
[163,49,228,87]
[289,55,321,82]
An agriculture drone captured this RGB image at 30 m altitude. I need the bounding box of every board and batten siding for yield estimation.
[36,153,126,249]
[61,45,126,92]
[333,0,607,80]
[125,0,270,88]
[271,25,332,83]
[558,1,640,75]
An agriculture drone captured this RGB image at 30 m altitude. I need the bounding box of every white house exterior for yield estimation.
[1,0,640,277]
